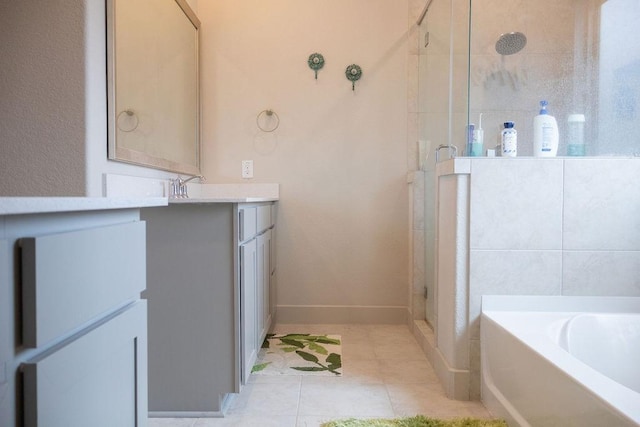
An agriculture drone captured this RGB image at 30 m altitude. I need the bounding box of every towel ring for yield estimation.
[256,109,280,133]
[116,109,139,132]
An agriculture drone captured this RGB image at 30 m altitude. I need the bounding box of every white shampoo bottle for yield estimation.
[533,100,559,157]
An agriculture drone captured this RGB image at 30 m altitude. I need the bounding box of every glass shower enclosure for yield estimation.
[419,0,640,326]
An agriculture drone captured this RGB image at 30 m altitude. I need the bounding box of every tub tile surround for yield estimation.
[469,159,564,250]
[469,250,563,339]
[561,159,640,297]
[429,157,640,401]
[563,159,640,250]
[563,251,640,296]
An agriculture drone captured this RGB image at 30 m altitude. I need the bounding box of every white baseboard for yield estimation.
[148,411,224,418]
[148,392,235,419]
[276,305,409,324]
[432,346,471,401]
[412,320,436,367]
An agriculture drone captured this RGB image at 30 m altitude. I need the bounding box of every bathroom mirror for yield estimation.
[107,0,201,175]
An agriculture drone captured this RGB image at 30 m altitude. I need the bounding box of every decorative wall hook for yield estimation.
[345,64,362,91]
[307,53,325,79]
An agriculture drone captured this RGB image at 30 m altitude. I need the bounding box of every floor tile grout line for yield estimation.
[295,374,303,426]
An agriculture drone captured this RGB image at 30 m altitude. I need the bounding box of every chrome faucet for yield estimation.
[170,175,205,198]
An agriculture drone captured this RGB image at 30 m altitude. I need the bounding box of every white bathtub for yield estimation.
[481,295,640,427]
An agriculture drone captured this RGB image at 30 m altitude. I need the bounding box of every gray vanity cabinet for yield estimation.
[22,301,147,427]
[239,237,258,385]
[143,203,236,416]
[257,228,273,353]
[0,205,150,427]
[238,204,275,384]
[142,200,275,417]
[142,201,276,416]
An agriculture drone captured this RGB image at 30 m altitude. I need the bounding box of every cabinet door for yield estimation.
[240,239,258,384]
[22,301,147,427]
[269,223,277,321]
[257,229,272,347]
[21,221,146,348]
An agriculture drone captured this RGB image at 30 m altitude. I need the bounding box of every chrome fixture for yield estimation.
[435,144,458,163]
[495,32,527,55]
[256,109,280,132]
[170,174,205,198]
[416,0,435,26]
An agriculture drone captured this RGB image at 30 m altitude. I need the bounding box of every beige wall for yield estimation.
[0,0,414,322]
[198,0,411,322]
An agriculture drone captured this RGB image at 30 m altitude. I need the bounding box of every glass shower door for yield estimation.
[419,0,470,327]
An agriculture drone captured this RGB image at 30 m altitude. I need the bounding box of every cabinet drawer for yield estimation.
[21,221,146,348]
[22,301,147,427]
[257,205,271,233]
[238,206,257,242]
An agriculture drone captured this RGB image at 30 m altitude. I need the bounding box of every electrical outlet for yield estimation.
[241,160,254,178]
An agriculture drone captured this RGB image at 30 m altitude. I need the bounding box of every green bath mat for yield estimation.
[252,333,342,376]
[320,416,508,427]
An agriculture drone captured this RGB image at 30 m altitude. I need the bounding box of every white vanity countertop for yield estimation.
[170,183,279,204]
[103,174,279,204]
[170,196,278,203]
[0,197,168,216]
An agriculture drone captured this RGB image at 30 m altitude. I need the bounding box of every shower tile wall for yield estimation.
[469,0,579,156]
[408,0,426,324]
[465,157,640,399]
[410,172,427,321]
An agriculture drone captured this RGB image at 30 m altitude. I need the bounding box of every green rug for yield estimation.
[251,333,342,376]
[320,416,507,427]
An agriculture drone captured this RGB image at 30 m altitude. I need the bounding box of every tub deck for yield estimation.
[481,295,640,427]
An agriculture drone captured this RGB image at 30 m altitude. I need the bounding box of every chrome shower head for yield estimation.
[495,32,527,55]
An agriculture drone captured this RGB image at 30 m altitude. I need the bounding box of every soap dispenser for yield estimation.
[533,100,559,157]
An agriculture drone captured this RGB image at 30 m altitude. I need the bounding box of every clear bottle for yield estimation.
[567,114,586,156]
[470,113,484,157]
[501,121,517,157]
[466,123,475,156]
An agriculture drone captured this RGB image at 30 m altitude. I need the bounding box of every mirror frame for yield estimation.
[106,0,201,175]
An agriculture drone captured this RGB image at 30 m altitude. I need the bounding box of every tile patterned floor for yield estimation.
[149,324,492,427]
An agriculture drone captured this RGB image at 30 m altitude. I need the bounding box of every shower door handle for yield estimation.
[435,144,458,163]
